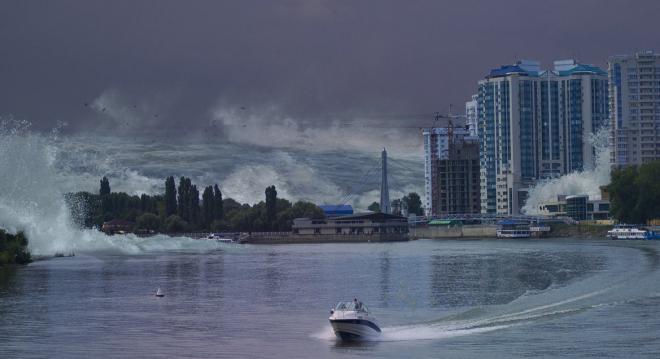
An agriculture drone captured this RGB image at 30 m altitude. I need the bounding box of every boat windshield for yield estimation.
[335,301,369,312]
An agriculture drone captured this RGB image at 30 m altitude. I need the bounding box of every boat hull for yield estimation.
[496,230,530,238]
[329,319,381,340]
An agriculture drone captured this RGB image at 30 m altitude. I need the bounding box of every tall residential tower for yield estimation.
[609,51,660,167]
[478,59,609,214]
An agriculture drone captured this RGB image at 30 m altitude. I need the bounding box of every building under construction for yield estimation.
[424,126,480,216]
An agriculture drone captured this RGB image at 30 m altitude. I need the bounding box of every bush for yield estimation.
[136,213,162,231]
[0,230,31,266]
[165,215,188,233]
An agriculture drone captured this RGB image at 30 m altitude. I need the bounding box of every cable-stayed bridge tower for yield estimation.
[380,148,391,214]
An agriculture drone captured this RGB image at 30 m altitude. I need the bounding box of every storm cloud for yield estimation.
[1,0,658,135]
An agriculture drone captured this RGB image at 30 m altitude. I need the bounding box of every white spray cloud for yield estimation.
[0,118,221,255]
[210,103,423,156]
[522,128,611,215]
[90,88,177,132]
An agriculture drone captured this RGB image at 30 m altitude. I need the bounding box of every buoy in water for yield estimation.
[155,288,164,297]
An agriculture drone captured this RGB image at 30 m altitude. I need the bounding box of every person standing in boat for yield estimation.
[354,298,362,311]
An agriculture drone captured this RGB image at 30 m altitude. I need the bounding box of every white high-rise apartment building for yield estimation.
[609,51,660,166]
[478,59,609,214]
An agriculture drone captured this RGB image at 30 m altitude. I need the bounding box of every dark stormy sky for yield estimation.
[1,0,659,134]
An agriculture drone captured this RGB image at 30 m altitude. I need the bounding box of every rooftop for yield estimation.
[487,59,606,79]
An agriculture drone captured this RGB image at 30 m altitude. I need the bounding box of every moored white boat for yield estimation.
[496,220,531,238]
[607,225,659,240]
[496,229,531,238]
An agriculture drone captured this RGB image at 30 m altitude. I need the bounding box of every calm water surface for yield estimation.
[2,239,660,358]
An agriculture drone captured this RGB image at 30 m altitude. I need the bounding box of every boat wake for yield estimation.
[316,243,660,343]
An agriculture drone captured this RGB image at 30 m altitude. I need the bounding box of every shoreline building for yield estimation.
[423,126,480,216]
[291,212,409,242]
[609,51,660,166]
[478,59,609,214]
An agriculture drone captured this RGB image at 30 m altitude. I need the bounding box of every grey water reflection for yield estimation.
[379,252,390,307]
[429,250,604,307]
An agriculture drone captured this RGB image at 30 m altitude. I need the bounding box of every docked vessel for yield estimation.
[329,300,381,340]
[607,225,660,240]
[496,220,531,238]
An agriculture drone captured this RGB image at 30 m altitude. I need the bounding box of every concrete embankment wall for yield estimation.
[409,224,498,239]
[547,223,611,238]
[242,233,408,244]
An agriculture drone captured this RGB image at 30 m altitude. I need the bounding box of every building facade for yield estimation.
[433,139,481,215]
[478,59,609,214]
[292,212,408,241]
[465,94,479,137]
[538,194,610,221]
[423,126,478,216]
[609,51,660,166]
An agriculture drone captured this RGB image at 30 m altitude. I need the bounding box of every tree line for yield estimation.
[608,160,660,224]
[66,177,325,233]
[367,192,423,216]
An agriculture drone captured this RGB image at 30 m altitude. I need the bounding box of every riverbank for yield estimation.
[129,223,614,243]
[241,232,408,244]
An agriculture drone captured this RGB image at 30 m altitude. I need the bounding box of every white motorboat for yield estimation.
[207,233,235,243]
[329,300,381,340]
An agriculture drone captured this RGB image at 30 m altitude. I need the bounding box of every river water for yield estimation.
[2,239,660,358]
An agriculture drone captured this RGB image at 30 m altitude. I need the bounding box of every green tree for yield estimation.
[609,166,640,223]
[165,215,188,233]
[222,198,242,217]
[165,176,177,217]
[635,162,660,223]
[136,213,162,231]
[403,192,422,216]
[265,185,277,229]
[213,184,224,220]
[100,176,111,196]
[202,185,215,228]
[189,185,200,227]
[368,202,380,212]
[177,177,192,221]
[0,230,31,266]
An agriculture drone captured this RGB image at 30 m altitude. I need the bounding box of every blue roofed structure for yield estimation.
[488,60,542,78]
[487,59,606,79]
[319,204,354,217]
[554,62,607,76]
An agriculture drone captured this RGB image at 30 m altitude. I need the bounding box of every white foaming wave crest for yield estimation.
[211,104,423,155]
[0,121,221,255]
[523,128,611,214]
[221,152,344,205]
